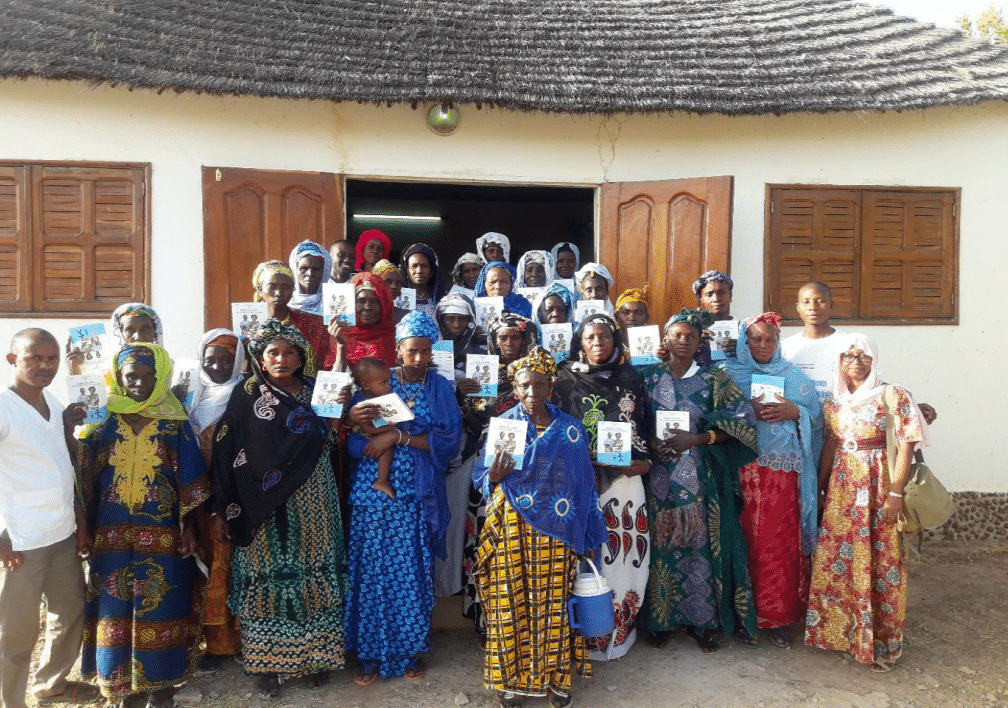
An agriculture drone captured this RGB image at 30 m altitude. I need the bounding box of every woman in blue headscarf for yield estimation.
[344,311,462,685]
[722,313,822,649]
[474,262,532,319]
[288,240,333,317]
[531,282,578,326]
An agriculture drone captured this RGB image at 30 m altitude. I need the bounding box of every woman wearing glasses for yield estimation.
[804,334,927,672]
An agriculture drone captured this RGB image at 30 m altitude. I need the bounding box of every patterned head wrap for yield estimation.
[515,250,556,289]
[615,285,650,312]
[507,346,557,382]
[205,333,238,355]
[692,269,733,297]
[287,240,333,316]
[487,312,541,358]
[664,307,714,336]
[451,252,486,287]
[107,343,188,420]
[550,242,581,272]
[744,311,783,334]
[252,260,295,302]
[400,243,444,303]
[372,259,399,278]
[246,319,311,368]
[574,262,614,291]
[395,310,441,343]
[109,302,164,346]
[355,229,392,270]
[532,281,578,325]
[474,262,533,319]
[116,344,155,370]
[475,232,511,264]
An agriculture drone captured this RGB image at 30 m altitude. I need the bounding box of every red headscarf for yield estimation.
[343,272,397,366]
[355,229,392,271]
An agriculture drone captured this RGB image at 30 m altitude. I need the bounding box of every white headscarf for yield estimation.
[831,333,884,404]
[574,262,615,316]
[476,232,511,264]
[187,328,246,435]
[287,240,333,316]
[515,250,556,288]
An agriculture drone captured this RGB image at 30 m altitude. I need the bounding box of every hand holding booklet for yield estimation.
[484,417,528,470]
[368,392,415,428]
[67,374,108,425]
[466,354,500,397]
[750,374,785,402]
[596,421,632,466]
[322,282,356,326]
[171,359,199,408]
[68,322,111,375]
[311,371,353,418]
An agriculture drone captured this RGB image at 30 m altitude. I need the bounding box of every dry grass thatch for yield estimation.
[2,0,1008,114]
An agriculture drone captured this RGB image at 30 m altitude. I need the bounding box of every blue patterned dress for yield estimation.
[345,369,461,677]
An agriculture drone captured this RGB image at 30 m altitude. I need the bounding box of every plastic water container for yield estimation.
[567,557,614,638]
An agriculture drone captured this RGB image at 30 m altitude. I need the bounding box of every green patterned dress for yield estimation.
[638,363,758,638]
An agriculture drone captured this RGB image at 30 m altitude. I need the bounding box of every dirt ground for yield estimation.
[28,540,1008,708]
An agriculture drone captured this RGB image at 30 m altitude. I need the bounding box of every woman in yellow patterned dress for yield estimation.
[472,347,606,708]
[804,334,926,671]
[77,344,209,708]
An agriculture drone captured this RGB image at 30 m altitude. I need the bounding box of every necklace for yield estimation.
[397,367,427,409]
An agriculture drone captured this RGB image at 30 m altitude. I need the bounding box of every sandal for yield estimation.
[688,626,721,653]
[404,656,426,681]
[871,660,895,673]
[255,674,282,699]
[769,627,791,649]
[354,664,379,687]
[733,627,758,649]
[548,689,573,708]
[500,691,525,708]
[303,671,329,688]
[37,681,101,704]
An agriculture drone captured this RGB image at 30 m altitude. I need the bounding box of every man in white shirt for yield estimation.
[780,282,849,403]
[0,329,97,708]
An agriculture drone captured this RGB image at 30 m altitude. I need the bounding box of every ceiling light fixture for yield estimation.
[351,214,442,223]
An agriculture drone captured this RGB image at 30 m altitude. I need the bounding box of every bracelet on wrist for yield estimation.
[706,429,717,445]
[888,491,903,498]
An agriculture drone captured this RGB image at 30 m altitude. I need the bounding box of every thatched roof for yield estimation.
[2,0,1008,115]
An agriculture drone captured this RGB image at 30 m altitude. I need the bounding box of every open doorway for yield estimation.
[345,179,595,280]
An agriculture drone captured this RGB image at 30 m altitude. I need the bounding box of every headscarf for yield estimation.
[724,316,822,554]
[664,307,713,337]
[515,250,556,289]
[474,262,532,319]
[451,252,485,287]
[435,292,477,362]
[107,343,188,420]
[574,262,615,316]
[692,270,734,298]
[371,259,399,278]
[286,240,333,316]
[531,281,578,326]
[355,229,392,270]
[246,319,311,373]
[252,260,295,302]
[395,310,440,343]
[486,312,541,358]
[109,302,164,346]
[615,285,650,313]
[400,243,444,304]
[550,242,581,272]
[186,329,246,435]
[507,346,557,381]
[475,232,511,264]
[209,325,328,547]
[831,333,885,405]
[342,272,397,366]
[568,313,624,377]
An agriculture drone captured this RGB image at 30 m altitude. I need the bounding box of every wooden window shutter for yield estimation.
[0,166,31,312]
[31,165,148,313]
[767,188,860,321]
[860,190,956,321]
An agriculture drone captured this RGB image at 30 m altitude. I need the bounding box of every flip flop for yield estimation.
[354,665,379,687]
[404,657,426,681]
[36,681,101,705]
[769,628,791,649]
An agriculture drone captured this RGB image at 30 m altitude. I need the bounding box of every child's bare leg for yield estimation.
[372,447,396,499]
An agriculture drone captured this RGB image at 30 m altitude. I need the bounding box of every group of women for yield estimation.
[67,228,927,708]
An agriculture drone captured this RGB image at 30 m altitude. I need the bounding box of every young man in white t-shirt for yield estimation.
[0,329,97,708]
[780,282,849,403]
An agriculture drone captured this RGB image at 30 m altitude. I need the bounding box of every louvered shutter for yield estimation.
[860,190,956,321]
[31,165,148,313]
[767,188,860,321]
[0,166,31,311]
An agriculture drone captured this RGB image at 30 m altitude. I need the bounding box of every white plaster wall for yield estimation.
[1,79,1002,489]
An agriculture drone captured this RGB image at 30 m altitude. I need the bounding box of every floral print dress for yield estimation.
[804,385,924,667]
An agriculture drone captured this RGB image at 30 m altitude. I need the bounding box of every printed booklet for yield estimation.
[750,374,785,402]
[68,322,112,375]
[67,374,108,425]
[656,410,690,439]
[709,319,737,361]
[394,287,416,311]
[484,416,529,470]
[574,299,605,322]
[474,296,504,334]
[368,392,415,427]
[466,354,500,397]
[322,282,355,326]
[232,302,268,340]
[597,420,632,466]
[171,359,199,408]
[541,323,573,363]
[628,325,661,366]
[311,371,353,418]
[431,340,456,382]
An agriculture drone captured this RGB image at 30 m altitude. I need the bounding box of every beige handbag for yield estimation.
[881,386,954,535]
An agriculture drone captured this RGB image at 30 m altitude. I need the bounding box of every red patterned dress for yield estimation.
[804,384,923,667]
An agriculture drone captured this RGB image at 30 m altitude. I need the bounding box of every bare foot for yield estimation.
[372,480,396,499]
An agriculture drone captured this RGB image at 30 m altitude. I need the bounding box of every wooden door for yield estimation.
[202,167,344,330]
[599,177,733,328]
